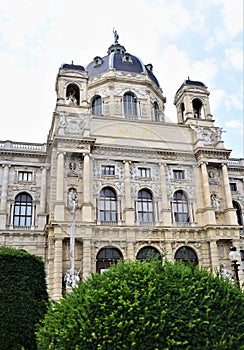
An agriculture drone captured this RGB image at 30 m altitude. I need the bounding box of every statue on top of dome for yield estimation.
[113,28,119,44]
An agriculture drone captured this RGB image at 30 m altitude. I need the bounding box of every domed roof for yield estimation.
[86,40,160,88]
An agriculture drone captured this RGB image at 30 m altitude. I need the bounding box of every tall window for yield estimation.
[173,190,190,223]
[92,95,102,116]
[137,189,154,223]
[13,192,33,227]
[123,92,137,117]
[99,187,117,222]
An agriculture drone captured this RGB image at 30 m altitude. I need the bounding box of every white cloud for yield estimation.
[225,119,243,135]
[224,46,243,70]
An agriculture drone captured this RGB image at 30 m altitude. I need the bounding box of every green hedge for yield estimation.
[0,247,48,350]
[37,259,244,350]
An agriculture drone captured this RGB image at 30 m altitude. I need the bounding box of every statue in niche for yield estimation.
[211,193,220,210]
[69,162,76,171]
[67,188,78,209]
[65,91,78,106]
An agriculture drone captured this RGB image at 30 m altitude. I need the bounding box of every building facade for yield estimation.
[0,37,243,299]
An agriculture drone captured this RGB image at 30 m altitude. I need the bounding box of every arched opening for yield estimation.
[96,246,123,273]
[152,101,160,121]
[99,187,117,223]
[136,246,161,261]
[180,102,185,120]
[233,201,243,225]
[172,190,190,224]
[13,192,33,227]
[65,83,80,106]
[192,98,203,118]
[137,189,154,223]
[91,95,102,116]
[123,92,137,117]
[174,246,198,266]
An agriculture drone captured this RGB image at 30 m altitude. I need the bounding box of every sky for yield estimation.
[0,0,243,158]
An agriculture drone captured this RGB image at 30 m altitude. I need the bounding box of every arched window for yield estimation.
[99,187,117,222]
[136,246,161,261]
[65,83,79,106]
[174,246,198,265]
[137,189,154,223]
[152,101,160,121]
[91,95,102,116]
[123,92,137,117]
[233,201,243,225]
[173,190,190,223]
[96,246,123,273]
[13,192,33,227]
[180,102,185,120]
[192,98,203,118]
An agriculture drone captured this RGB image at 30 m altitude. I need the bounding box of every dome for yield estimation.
[86,42,160,87]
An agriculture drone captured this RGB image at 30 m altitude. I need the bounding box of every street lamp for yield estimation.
[229,246,240,287]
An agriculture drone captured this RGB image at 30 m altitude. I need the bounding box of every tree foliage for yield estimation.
[0,247,48,350]
[37,259,244,350]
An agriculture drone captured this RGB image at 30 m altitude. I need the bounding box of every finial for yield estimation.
[188,76,190,80]
[113,28,119,44]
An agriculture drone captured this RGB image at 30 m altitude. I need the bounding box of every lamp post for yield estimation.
[229,246,240,287]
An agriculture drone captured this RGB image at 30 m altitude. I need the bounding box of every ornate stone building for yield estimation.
[0,36,243,299]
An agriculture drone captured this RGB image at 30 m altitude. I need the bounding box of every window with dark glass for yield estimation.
[13,192,32,227]
[101,165,115,176]
[173,190,190,223]
[137,189,154,222]
[92,96,102,116]
[99,187,117,222]
[230,183,237,192]
[123,92,137,116]
[138,167,151,178]
[18,171,33,181]
[173,169,185,180]
[96,246,123,273]
[174,246,198,265]
[136,246,161,261]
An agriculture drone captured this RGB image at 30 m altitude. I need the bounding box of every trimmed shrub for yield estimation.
[37,259,244,350]
[0,247,48,350]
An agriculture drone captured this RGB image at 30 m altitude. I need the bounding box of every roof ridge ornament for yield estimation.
[113,28,119,44]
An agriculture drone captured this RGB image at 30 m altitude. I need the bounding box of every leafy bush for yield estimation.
[0,247,48,350]
[37,259,244,350]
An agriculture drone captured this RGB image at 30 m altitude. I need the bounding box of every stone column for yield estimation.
[200,162,216,224]
[82,154,92,221]
[52,237,63,300]
[38,167,47,228]
[209,240,219,273]
[159,164,171,225]
[222,163,237,224]
[54,152,64,220]
[165,241,173,262]
[123,161,134,225]
[83,239,92,279]
[56,152,64,201]
[0,165,10,228]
